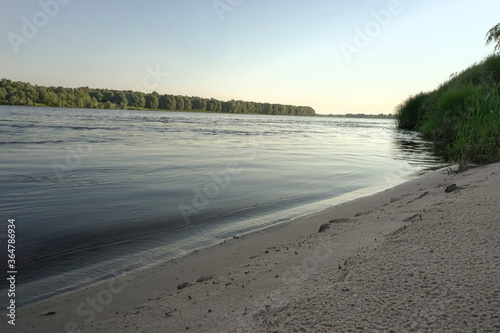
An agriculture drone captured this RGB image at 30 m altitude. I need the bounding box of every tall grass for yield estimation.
[419,84,487,141]
[395,93,427,129]
[449,86,500,164]
[395,53,500,165]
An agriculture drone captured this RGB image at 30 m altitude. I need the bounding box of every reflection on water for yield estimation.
[393,129,444,172]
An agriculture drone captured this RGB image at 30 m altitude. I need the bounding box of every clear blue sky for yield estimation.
[1,0,498,114]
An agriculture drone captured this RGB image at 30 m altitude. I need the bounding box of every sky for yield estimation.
[0,0,499,115]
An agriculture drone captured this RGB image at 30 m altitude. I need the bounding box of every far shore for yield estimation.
[1,104,395,119]
[2,162,500,332]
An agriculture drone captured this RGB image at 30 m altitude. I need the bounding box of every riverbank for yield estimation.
[396,53,500,164]
[3,162,499,332]
[2,106,442,312]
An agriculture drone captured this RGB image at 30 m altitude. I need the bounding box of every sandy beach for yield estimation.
[3,162,500,332]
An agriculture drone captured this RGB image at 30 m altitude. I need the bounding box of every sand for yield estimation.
[2,163,500,332]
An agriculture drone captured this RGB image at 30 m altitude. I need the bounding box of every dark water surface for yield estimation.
[0,106,444,308]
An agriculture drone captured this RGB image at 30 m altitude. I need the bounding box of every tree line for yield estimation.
[0,79,316,116]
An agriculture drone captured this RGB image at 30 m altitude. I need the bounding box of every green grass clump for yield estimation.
[449,86,500,164]
[395,93,427,129]
[395,53,500,165]
[419,84,488,141]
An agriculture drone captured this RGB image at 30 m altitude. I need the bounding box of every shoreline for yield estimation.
[4,167,426,311]
[3,162,499,332]
[2,176,401,311]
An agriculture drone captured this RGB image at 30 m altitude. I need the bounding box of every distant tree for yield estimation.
[0,78,11,89]
[127,91,145,108]
[226,100,236,113]
[54,86,66,97]
[46,91,59,106]
[271,104,279,115]
[486,23,500,53]
[0,87,6,103]
[192,97,207,111]
[263,103,273,115]
[102,90,115,103]
[52,87,70,107]
[35,86,47,104]
[159,95,176,110]
[175,96,184,110]
[206,98,218,112]
[212,99,222,112]
[85,97,99,109]
[245,101,255,114]
[103,101,116,109]
[166,96,176,110]
[23,83,37,103]
[145,93,159,109]
[183,96,192,111]
[221,101,229,113]
[158,94,169,110]
[113,91,128,108]
[8,90,27,105]
[90,90,104,102]
[0,78,316,116]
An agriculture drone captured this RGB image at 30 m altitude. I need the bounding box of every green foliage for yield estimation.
[395,53,500,164]
[395,93,428,129]
[0,79,316,116]
[175,96,185,111]
[206,98,221,112]
[127,91,146,108]
[184,96,192,111]
[449,86,500,164]
[160,95,176,110]
[486,23,500,53]
[483,53,500,83]
[419,84,486,142]
[145,93,159,109]
[103,101,116,109]
[191,96,206,111]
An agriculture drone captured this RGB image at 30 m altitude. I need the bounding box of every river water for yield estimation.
[0,106,444,308]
